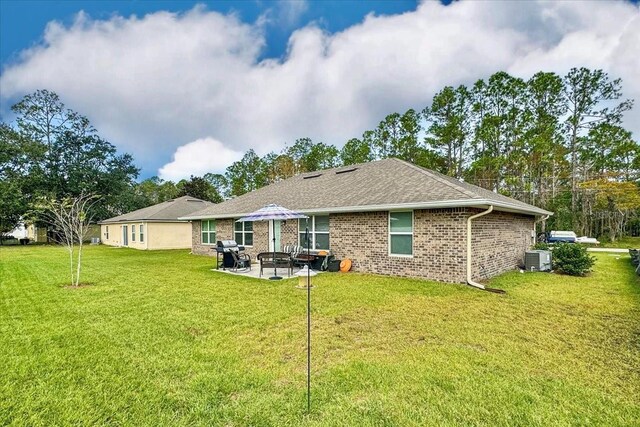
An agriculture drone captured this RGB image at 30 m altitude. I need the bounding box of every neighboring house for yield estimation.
[24,224,99,243]
[26,224,48,242]
[180,159,552,283]
[99,196,213,250]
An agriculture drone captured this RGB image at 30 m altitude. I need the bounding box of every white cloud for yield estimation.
[276,0,308,28]
[1,1,638,181]
[157,137,243,181]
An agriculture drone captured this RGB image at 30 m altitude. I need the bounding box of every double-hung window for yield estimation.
[234,221,253,246]
[105,226,109,240]
[299,215,330,250]
[201,220,216,245]
[389,211,413,256]
[139,224,144,243]
[131,225,136,242]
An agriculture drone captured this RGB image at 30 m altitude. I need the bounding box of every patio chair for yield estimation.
[230,250,251,272]
[283,244,304,258]
[284,244,311,267]
[257,252,293,277]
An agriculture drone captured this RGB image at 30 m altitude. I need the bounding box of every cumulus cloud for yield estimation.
[157,137,243,181]
[1,1,638,180]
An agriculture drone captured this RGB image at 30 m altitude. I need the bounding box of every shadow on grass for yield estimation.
[61,282,95,289]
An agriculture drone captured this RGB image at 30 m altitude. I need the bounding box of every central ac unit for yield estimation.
[525,250,552,272]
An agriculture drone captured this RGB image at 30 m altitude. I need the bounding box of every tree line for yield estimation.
[199,68,640,241]
[2,67,639,241]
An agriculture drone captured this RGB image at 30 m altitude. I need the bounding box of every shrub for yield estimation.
[552,242,595,276]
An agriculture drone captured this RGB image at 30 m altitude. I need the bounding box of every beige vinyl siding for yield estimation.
[146,222,192,249]
[101,221,191,250]
[101,222,148,249]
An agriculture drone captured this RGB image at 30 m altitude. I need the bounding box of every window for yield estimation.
[389,211,413,256]
[201,220,216,245]
[234,221,253,246]
[139,224,144,243]
[131,225,136,242]
[299,215,329,250]
[105,226,109,240]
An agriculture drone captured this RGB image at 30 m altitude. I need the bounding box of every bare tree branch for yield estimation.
[37,193,100,286]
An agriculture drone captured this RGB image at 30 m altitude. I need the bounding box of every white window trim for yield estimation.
[389,210,413,258]
[105,225,109,240]
[234,221,254,247]
[201,220,216,245]
[139,223,144,242]
[131,224,136,242]
[298,215,330,250]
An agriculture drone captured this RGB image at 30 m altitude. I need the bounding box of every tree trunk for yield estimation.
[75,241,83,287]
[68,246,74,287]
[570,125,578,213]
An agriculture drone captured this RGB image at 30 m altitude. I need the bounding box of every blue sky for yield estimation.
[1,1,638,180]
[1,1,420,67]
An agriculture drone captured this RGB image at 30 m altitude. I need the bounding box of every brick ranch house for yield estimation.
[180,158,552,285]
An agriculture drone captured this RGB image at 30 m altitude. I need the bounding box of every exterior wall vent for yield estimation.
[336,168,358,175]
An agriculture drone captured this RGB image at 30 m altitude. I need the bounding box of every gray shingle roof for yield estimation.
[99,196,214,224]
[181,159,552,219]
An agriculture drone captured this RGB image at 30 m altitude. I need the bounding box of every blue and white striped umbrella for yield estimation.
[236,204,308,223]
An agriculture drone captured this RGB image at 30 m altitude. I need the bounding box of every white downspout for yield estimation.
[534,215,550,244]
[466,205,494,289]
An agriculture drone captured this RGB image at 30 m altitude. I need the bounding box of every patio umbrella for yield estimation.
[236,204,308,280]
[236,204,313,412]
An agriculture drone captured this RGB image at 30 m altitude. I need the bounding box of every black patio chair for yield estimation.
[230,250,251,272]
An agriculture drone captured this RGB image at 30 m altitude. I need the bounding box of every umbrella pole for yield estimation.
[306,226,311,413]
[269,219,281,280]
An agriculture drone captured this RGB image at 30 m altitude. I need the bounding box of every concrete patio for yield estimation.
[211,264,322,280]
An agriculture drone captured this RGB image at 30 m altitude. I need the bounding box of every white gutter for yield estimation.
[179,199,552,221]
[466,205,494,290]
[534,214,550,243]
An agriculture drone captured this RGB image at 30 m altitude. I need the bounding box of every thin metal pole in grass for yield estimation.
[306,225,311,413]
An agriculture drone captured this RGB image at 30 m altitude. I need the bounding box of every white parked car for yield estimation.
[575,236,600,245]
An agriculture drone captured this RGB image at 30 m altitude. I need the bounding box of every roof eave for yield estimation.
[178,199,552,220]
[97,219,189,224]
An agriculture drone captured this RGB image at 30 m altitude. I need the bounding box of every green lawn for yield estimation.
[1,246,639,426]
[594,236,640,249]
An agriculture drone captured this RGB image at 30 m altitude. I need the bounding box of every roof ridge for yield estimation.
[100,195,211,222]
[390,158,478,199]
[299,157,389,177]
[151,197,207,218]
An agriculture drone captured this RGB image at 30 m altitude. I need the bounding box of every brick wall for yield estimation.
[469,209,534,280]
[280,220,299,249]
[330,209,469,283]
[331,208,533,283]
[191,209,534,283]
[191,219,298,261]
[191,220,214,256]
[191,219,235,256]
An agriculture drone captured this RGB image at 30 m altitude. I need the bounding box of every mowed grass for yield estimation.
[1,246,639,426]
[594,236,640,249]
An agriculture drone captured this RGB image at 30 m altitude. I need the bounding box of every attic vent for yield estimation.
[186,199,202,202]
[335,168,358,175]
[303,173,322,179]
